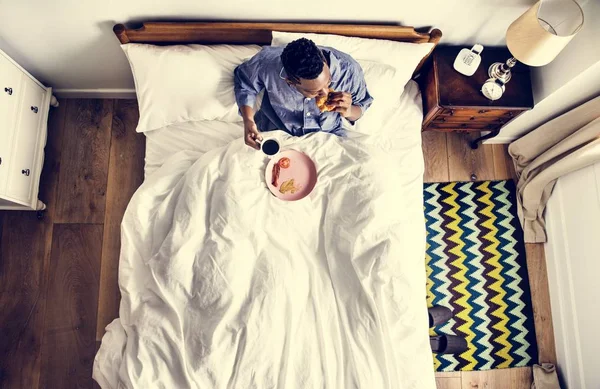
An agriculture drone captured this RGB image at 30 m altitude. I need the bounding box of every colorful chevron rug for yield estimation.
[424,180,537,372]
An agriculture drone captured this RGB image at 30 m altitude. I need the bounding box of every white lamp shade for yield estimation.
[506,0,584,67]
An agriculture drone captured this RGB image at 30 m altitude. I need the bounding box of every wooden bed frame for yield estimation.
[113,22,442,73]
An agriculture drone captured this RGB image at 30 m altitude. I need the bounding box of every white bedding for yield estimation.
[93,81,436,389]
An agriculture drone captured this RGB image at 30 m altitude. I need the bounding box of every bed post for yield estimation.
[428,28,443,45]
[113,24,131,44]
[414,28,443,75]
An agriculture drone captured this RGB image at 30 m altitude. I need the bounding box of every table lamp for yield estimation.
[488,0,584,85]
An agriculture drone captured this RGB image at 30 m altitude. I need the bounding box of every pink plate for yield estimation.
[265,150,317,201]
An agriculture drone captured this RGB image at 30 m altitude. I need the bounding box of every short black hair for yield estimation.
[281,38,325,81]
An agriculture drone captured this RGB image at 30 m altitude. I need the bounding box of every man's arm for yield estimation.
[233,56,264,115]
[327,59,373,122]
[239,105,255,124]
[346,105,364,122]
[347,61,373,121]
[234,54,265,149]
[240,105,262,149]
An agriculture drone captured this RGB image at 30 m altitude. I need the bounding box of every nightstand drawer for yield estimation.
[441,108,515,119]
[427,122,501,131]
[433,115,508,124]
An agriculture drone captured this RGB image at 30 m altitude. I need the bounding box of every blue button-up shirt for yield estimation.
[234,46,373,136]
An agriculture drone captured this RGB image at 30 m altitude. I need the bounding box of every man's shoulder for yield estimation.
[321,46,361,70]
[254,46,284,61]
[237,46,282,76]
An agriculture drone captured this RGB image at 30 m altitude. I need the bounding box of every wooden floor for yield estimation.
[0,99,555,389]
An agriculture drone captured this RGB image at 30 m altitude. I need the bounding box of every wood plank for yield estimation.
[0,99,65,389]
[447,132,495,182]
[40,98,67,206]
[436,377,461,389]
[461,367,532,389]
[422,131,449,183]
[525,243,557,364]
[55,99,113,224]
[92,341,102,389]
[0,213,50,389]
[96,100,145,340]
[40,224,103,389]
[436,372,462,378]
[492,144,517,181]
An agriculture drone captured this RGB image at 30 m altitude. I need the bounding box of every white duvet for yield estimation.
[93,82,435,389]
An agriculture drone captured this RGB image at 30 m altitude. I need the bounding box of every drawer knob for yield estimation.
[0,157,2,165]
[469,117,475,121]
[22,169,30,176]
[478,110,488,114]
[460,123,467,127]
[31,106,39,114]
[4,87,12,95]
[438,117,446,122]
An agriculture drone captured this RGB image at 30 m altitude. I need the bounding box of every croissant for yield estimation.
[316,89,335,112]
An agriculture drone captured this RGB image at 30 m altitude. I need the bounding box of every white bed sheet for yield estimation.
[144,120,243,178]
[94,81,436,389]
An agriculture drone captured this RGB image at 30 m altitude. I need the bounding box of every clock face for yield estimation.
[482,79,504,101]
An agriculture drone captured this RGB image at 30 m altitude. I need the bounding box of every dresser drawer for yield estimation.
[6,78,45,204]
[0,55,23,194]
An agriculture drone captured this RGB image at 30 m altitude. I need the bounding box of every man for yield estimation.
[234,38,373,149]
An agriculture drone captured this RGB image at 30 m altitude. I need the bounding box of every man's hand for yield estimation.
[240,105,263,150]
[327,92,362,121]
[244,119,263,150]
[327,91,352,116]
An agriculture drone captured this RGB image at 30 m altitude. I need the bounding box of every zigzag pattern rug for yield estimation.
[424,180,538,372]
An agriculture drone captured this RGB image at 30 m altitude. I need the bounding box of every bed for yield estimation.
[94,22,442,389]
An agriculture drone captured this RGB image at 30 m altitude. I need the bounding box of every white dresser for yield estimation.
[0,48,57,212]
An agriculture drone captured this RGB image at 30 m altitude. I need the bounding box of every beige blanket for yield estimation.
[508,95,600,242]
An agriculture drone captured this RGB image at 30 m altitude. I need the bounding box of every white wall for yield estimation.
[492,0,600,143]
[0,0,533,91]
[544,161,600,389]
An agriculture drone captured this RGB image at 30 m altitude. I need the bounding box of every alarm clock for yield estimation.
[481,78,505,101]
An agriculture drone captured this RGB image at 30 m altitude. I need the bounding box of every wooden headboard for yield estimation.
[113,22,442,74]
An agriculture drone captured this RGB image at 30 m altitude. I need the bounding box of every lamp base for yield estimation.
[488,57,517,84]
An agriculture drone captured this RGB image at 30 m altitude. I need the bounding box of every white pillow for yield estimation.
[121,43,261,133]
[354,60,400,133]
[271,31,434,91]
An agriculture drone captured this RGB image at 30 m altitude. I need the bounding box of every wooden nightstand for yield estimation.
[419,46,534,148]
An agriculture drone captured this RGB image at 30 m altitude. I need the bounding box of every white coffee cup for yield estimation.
[256,138,280,156]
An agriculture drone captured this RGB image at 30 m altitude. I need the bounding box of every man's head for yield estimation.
[281,38,331,99]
